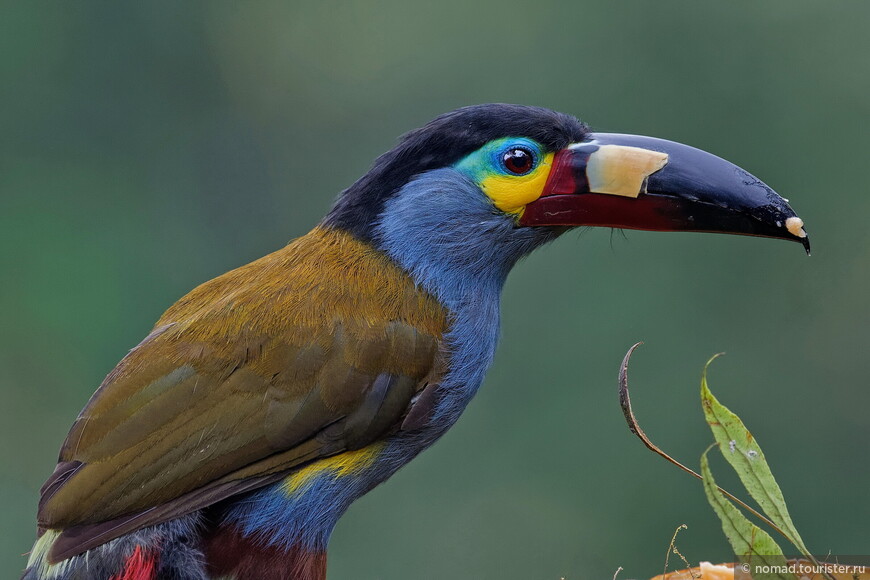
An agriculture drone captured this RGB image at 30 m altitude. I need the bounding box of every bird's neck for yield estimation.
[373,168,555,313]
[373,169,558,423]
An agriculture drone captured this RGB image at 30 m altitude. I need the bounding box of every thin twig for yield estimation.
[664,524,698,580]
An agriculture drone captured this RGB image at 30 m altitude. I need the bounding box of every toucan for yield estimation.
[23,104,808,580]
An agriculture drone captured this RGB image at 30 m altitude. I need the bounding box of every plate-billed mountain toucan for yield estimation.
[23,104,808,580]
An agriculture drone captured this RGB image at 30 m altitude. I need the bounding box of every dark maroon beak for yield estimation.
[520,133,810,254]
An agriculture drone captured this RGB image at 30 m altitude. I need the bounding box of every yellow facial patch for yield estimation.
[478,152,555,214]
[454,138,557,216]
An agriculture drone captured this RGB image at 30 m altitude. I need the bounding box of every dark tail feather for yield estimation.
[22,513,207,580]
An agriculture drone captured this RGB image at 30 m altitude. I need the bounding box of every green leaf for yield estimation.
[700,356,810,557]
[700,449,796,580]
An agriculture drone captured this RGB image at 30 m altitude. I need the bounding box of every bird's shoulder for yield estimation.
[158,225,447,338]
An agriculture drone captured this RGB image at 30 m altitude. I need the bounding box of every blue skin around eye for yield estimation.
[454,137,544,183]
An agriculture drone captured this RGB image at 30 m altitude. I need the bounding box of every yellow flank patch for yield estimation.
[282,442,386,495]
[480,152,555,214]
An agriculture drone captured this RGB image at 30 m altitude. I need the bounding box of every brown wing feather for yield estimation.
[37,227,447,559]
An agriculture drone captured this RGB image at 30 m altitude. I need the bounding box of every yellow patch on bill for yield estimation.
[587,144,668,197]
[480,152,555,214]
[282,442,385,495]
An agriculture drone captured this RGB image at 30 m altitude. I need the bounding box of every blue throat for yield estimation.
[224,169,558,552]
[375,168,558,423]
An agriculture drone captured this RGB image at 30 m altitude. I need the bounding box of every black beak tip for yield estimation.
[800,233,811,256]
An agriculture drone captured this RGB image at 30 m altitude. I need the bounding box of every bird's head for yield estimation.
[323,104,808,300]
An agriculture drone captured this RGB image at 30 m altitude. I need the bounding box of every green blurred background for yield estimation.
[2,1,868,578]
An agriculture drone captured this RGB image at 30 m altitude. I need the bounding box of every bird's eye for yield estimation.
[502,147,535,175]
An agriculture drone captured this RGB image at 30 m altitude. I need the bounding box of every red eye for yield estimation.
[502,147,535,175]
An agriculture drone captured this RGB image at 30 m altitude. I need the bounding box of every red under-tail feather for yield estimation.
[110,546,157,580]
[204,526,326,580]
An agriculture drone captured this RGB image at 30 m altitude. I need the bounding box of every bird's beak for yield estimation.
[520,133,810,254]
